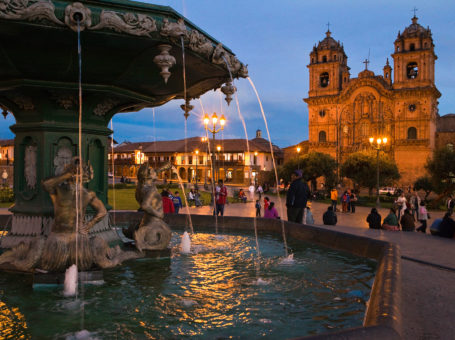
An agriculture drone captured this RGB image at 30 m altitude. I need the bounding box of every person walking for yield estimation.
[366,208,382,229]
[264,201,280,219]
[323,206,337,225]
[214,179,227,216]
[172,191,183,214]
[330,188,338,212]
[255,199,261,217]
[395,192,407,220]
[410,191,421,220]
[417,201,429,233]
[286,169,310,223]
[256,184,264,200]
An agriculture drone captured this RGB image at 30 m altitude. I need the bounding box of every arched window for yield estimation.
[320,72,329,87]
[319,109,326,118]
[385,72,389,79]
[319,130,327,142]
[410,43,415,51]
[397,46,400,52]
[407,127,417,140]
[322,55,327,62]
[407,62,418,79]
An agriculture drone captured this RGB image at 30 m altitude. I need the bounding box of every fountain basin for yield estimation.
[0,213,401,339]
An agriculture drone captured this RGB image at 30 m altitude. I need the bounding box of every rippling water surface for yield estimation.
[0,231,376,339]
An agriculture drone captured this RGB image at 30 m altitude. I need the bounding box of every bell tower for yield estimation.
[307,29,350,97]
[392,15,436,89]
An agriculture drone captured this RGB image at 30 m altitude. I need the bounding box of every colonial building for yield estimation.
[303,16,453,187]
[109,130,283,185]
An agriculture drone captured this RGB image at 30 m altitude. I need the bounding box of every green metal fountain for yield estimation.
[0,0,247,248]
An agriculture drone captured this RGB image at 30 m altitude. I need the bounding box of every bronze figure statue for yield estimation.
[0,157,137,272]
[133,162,172,252]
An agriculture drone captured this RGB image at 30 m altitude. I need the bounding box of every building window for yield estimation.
[322,56,327,62]
[410,43,415,51]
[333,55,337,61]
[397,46,400,52]
[407,62,418,79]
[319,109,326,118]
[311,58,314,63]
[319,131,327,143]
[385,72,389,79]
[407,127,417,140]
[320,72,329,88]
[446,143,453,151]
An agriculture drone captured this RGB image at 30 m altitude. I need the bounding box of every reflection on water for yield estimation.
[0,232,376,339]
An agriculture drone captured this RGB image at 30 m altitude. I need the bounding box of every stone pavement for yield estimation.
[186,200,455,339]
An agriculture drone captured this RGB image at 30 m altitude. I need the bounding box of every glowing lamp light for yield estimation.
[383,137,388,144]
[254,151,258,156]
[203,114,209,126]
[369,137,374,144]
[212,113,218,125]
[220,114,226,127]
[377,138,382,145]
[195,149,199,155]
[296,146,301,153]
[217,145,221,152]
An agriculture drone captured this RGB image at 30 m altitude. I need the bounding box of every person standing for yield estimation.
[395,192,407,220]
[172,191,182,214]
[286,169,310,223]
[161,190,175,214]
[255,199,261,217]
[417,201,429,233]
[330,188,338,212]
[263,196,270,210]
[214,179,227,216]
[350,192,357,213]
[248,183,255,201]
[256,184,264,200]
[410,191,421,220]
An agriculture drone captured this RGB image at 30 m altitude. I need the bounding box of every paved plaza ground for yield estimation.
[182,201,455,339]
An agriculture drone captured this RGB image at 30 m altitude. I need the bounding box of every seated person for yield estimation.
[430,217,443,236]
[323,206,337,225]
[194,189,202,207]
[435,212,455,239]
[382,208,400,231]
[238,189,247,203]
[187,189,195,206]
[400,208,415,232]
[264,202,280,219]
[366,208,381,229]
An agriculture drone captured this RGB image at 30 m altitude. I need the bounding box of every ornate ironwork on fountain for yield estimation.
[221,81,236,106]
[180,99,193,120]
[64,2,92,32]
[188,29,214,59]
[0,0,63,25]
[153,44,176,84]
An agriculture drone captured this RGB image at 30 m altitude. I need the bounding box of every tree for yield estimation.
[413,176,434,201]
[340,152,400,195]
[278,152,336,191]
[425,146,455,195]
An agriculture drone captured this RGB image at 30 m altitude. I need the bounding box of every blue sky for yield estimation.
[1,0,453,147]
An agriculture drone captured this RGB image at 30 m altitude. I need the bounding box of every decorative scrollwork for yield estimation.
[90,10,157,36]
[93,98,120,116]
[0,0,63,25]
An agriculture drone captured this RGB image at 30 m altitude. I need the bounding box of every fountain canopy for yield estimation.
[0,0,247,218]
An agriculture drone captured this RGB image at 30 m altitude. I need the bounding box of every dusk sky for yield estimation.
[0,0,453,147]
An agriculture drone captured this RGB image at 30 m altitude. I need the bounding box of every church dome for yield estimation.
[316,30,343,51]
[358,69,375,78]
[400,16,432,39]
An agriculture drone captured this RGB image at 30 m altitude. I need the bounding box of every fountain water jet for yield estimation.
[180,231,191,254]
[63,264,78,297]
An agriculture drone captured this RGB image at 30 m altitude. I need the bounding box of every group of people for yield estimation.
[366,203,455,239]
[330,188,357,213]
[187,189,202,207]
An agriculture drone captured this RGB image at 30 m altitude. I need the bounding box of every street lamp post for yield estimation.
[217,145,222,181]
[201,137,208,188]
[203,112,225,183]
[194,149,199,187]
[369,136,388,208]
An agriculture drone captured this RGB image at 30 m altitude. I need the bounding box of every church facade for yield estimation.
[303,16,441,187]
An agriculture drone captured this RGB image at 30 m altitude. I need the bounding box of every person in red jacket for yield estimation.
[161,190,175,214]
[214,179,227,216]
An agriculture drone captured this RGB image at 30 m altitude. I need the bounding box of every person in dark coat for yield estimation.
[400,208,416,231]
[366,208,382,229]
[286,169,310,223]
[323,206,337,225]
[436,212,455,239]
